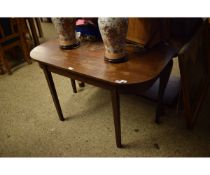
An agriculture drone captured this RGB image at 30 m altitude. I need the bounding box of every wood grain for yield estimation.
[30,39,176,85]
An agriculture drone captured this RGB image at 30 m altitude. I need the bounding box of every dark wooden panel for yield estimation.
[178,20,210,128]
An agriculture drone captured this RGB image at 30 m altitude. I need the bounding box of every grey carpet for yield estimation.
[0,22,210,157]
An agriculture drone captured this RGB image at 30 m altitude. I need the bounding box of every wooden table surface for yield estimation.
[30,39,176,86]
[30,39,177,148]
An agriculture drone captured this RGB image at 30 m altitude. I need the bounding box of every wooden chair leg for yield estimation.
[24,19,33,41]
[27,18,40,46]
[20,38,32,64]
[0,55,4,74]
[35,18,43,37]
[20,34,32,64]
[0,48,12,75]
[17,19,32,64]
[0,65,5,74]
[155,60,173,123]
[0,56,12,75]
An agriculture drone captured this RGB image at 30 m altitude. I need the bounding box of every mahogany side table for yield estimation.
[30,40,176,148]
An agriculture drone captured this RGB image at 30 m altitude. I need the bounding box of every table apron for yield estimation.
[39,62,158,93]
[39,63,121,91]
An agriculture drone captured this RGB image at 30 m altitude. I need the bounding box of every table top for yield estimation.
[30,39,176,85]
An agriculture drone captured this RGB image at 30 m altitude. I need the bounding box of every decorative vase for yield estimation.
[52,18,80,49]
[98,18,128,63]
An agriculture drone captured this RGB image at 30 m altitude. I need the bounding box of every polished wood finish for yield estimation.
[30,39,176,148]
[31,40,176,85]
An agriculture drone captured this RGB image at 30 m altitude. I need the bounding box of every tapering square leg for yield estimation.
[111,88,122,148]
[70,79,77,93]
[41,64,65,121]
[156,60,173,123]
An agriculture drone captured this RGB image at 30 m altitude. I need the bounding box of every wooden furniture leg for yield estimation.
[23,19,33,41]
[28,18,40,46]
[70,79,85,93]
[18,19,32,64]
[155,59,173,123]
[70,79,77,93]
[0,47,11,75]
[0,64,4,74]
[78,82,85,87]
[41,64,65,121]
[20,37,32,64]
[111,88,122,148]
[35,18,43,37]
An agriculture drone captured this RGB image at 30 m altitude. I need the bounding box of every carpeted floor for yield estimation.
[0,22,210,157]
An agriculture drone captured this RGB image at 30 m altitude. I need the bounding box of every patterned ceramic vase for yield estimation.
[98,18,128,63]
[52,18,80,49]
